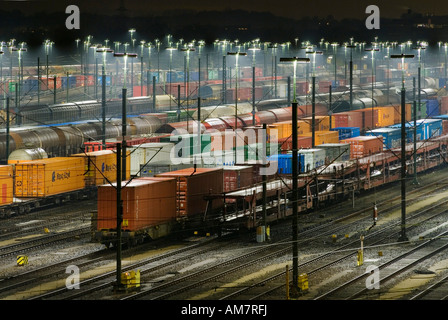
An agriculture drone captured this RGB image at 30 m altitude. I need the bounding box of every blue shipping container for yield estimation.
[366,128,401,150]
[330,127,360,140]
[61,76,77,89]
[423,99,439,117]
[96,75,112,86]
[417,119,443,139]
[22,78,39,93]
[389,123,424,143]
[269,154,304,174]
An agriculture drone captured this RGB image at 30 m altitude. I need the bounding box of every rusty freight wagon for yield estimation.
[95,177,178,246]
[155,167,224,219]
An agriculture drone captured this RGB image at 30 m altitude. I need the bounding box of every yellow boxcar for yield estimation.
[0,165,13,205]
[15,157,85,198]
[71,150,131,186]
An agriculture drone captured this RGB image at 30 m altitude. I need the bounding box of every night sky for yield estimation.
[2,0,446,19]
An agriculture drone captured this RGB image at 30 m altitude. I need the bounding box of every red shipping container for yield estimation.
[318,81,332,93]
[351,108,379,131]
[278,135,312,152]
[156,168,223,217]
[226,87,251,102]
[40,76,62,90]
[97,177,177,232]
[341,136,383,158]
[443,120,448,135]
[331,111,363,129]
[223,166,253,192]
[440,96,448,115]
[296,81,309,95]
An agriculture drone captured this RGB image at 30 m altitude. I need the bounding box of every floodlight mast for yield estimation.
[227,51,247,163]
[390,53,414,242]
[279,56,310,297]
[112,50,138,293]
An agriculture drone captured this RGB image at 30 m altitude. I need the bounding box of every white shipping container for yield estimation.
[298,148,326,172]
[130,143,175,176]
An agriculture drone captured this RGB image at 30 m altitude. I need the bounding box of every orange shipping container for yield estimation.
[302,116,330,131]
[373,106,395,127]
[223,166,253,192]
[15,157,85,197]
[271,120,310,140]
[96,177,177,232]
[341,136,383,158]
[71,150,131,186]
[156,168,224,217]
[388,104,412,124]
[0,165,13,205]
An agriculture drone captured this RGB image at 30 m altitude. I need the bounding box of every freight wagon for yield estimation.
[0,150,131,217]
[95,177,178,246]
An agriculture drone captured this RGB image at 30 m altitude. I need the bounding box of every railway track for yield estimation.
[0,226,91,259]
[2,169,448,300]
[219,196,448,300]
[120,189,448,300]
[409,273,448,300]
[314,230,448,300]
[27,235,231,300]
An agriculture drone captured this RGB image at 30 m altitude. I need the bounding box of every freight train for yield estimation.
[91,127,448,247]
[5,71,443,126]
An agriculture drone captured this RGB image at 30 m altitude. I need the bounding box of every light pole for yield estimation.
[166,46,177,109]
[129,28,136,48]
[279,56,310,296]
[227,51,247,163]
[412,45,426,185]
[112,51,137,293]
[249,46,260,125]
[365,48,379,128]
[391,53,414,243]
[331,43,338,85]
[346,44,356,110]
[305,50,322,148]
[97,47,114,148]
[181,46,195,132]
